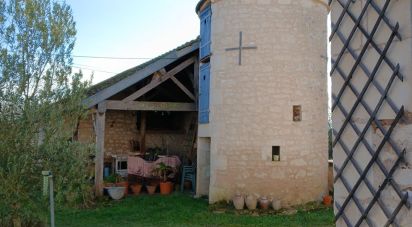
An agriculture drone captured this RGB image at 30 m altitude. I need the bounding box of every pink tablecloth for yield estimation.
[127,156,181,178]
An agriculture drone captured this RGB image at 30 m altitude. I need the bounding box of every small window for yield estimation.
[117,161,127,171]
[272,146,280,161]
[293,105,302,121]
[114,156,128,177]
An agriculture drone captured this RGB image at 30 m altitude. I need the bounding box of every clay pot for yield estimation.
[159,181,174,195]
[323,195,333,206]
[106,187,125,200]
[259,196,270,210]
[245,195,257,210]
[116,181,129,195]
[232,193,245,210]
[272,199,281,211]
[130,184,142,195]
[146,184,157,195]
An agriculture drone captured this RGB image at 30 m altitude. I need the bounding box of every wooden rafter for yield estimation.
[83,40,199,108]
[101,100,196,112]
[170,76,195,101]
[123,57,196,102]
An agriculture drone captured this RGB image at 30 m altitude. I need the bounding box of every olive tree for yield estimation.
[0,0,94,225]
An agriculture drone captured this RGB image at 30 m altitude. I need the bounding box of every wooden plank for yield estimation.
[170,76,196,101]
[122,57,196,102]
[139,111,147,154]
[106,100,197,111]
[95,111,105,197]
[83,41,199,108]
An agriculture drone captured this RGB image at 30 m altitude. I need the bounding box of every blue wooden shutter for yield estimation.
[199,63,210,123]
[199,6,211,60]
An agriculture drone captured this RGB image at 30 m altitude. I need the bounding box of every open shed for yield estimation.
[77,39,199,195]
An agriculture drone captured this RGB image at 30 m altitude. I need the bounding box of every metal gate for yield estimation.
[329,0,409,226]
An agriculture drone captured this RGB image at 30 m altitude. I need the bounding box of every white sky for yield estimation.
[67,0,200,84]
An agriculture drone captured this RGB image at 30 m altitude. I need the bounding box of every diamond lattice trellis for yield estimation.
[329,0,409,226]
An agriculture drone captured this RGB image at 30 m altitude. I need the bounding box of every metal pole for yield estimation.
[49,174,55,227]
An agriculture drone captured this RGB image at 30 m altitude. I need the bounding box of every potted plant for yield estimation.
[115,175,129,195]
[145,147,161,161]
[103,174,117,187]
[104,174,126,200]
[130,178,143,195]
[153,162,174,195]
[146,182,158,195]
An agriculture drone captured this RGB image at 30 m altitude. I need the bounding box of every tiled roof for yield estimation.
[87,38,200,96]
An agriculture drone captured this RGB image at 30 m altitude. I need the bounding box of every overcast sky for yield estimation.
[66,0,199,84]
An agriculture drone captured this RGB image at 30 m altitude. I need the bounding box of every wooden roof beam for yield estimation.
[122,57,196,102]
[102,100,196,112]
[170,76,195,101]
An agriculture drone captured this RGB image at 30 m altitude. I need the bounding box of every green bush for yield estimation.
[0,0,94,225]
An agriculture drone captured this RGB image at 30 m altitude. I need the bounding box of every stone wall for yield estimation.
[197,0,329,206]
[77,110,194,161]
[330,0,412,225]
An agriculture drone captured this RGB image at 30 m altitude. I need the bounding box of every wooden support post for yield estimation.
[95,109,106,197]
[139,111,147,154]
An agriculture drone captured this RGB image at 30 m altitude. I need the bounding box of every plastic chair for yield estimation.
[180,165,196,193]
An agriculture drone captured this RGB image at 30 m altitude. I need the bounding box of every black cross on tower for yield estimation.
[225,31,257,65]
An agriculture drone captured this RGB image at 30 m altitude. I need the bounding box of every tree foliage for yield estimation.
[0,0,93,225]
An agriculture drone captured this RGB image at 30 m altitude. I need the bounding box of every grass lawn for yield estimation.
[57,193,334,227]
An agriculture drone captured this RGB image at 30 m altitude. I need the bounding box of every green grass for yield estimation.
[57,193,333,227]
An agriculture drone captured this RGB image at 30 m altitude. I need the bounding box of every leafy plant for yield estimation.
[104,174,117,184]
[145,147,162,161]
[153,162,173,182]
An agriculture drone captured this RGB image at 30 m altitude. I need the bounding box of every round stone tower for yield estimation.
[195,0,329,206]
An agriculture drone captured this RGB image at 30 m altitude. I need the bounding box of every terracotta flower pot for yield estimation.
[245,195,257,210]
[259,196,270,210]
[232,193,245,210]
[146,184,157,195]
[159,181,174,195]
[130,184,142,195]
[116,181,129,195]
[323,195,333,206]
[272,199,281,211]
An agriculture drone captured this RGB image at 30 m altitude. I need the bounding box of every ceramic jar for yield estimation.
[245,195,257,210]
[232,193,245,210]
[259,196,270,210]
[272,199,281,211]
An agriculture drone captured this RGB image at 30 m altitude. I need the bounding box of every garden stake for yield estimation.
[42,171,55,227]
